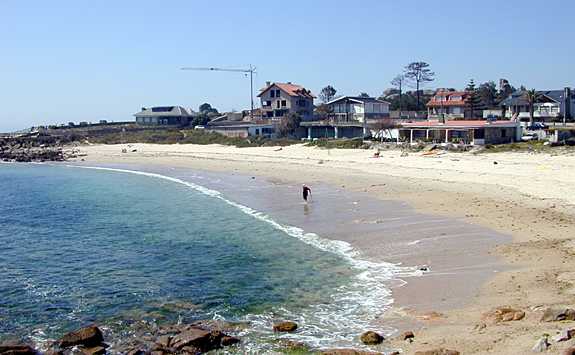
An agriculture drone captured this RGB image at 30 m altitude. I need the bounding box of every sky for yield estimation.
[1,0,574,132]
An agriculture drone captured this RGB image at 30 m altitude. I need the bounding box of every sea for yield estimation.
[0,163,421,352]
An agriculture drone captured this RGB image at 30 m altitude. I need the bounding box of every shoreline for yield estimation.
[68,143,575,354]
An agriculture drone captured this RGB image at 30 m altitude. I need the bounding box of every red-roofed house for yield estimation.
[258,82,315,120]
[427,90,473,120]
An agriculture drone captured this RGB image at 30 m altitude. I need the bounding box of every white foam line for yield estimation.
[64,164,423,348]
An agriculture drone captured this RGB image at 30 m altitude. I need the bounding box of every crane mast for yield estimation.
[181,65,256,120]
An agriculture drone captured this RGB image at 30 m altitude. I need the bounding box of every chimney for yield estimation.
[265,81,271,87]
[564,87,572,122]
[287,81,292,84]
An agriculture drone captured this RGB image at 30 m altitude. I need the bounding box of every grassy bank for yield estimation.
[83,129,298,147]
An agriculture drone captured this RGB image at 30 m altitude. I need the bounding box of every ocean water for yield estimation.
[0,164,417,351]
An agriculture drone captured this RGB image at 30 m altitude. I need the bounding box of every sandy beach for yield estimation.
[72,143,575,354]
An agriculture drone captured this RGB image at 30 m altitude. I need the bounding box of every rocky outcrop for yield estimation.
[272,321,298,332]
[359,331,384,345]
[541,307,575,322]
[0,136,67,162]
[0,342,37,355]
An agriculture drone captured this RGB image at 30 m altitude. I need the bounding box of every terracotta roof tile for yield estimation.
[258,82,315,98]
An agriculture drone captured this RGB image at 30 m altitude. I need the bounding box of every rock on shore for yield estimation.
[0,135,67,162]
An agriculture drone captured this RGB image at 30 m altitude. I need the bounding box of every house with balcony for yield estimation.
[427,90,476,120]
[499,88,574,122]
[326,96,390,122]
[300,96,390,139]
[258,82,315,120]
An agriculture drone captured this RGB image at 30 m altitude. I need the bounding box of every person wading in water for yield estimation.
[302,184,312,202]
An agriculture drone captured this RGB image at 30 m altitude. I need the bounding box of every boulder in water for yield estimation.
[59,325,104,348]
[273,321,298,332]
[359,331,384,345]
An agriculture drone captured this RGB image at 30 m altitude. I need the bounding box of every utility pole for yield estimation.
[181,65,257,120]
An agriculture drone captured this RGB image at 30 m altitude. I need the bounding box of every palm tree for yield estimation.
[525,89,539,127]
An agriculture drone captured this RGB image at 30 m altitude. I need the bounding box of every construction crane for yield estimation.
[180,65,257,119]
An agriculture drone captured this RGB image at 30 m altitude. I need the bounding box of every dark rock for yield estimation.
[59,325,104,348]
[415,349,460,355]
[169,327,222,353]
[541,307,575,322]
[554,328,575,342]
[359,331,384,345]
[273,321,298,332]
[125,349,148,355]
[0,342,37,355]
[78,346,106,355]
[401,330,415,341]
[220,336,240,347]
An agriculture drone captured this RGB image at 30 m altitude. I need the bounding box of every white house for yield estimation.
[326,96,390,122]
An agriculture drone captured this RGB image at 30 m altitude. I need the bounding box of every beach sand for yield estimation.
[71,143,575,354]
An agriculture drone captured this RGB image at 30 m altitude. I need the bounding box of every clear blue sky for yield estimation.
[1,0,574,131]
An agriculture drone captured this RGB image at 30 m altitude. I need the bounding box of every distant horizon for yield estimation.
[2,0,575,132]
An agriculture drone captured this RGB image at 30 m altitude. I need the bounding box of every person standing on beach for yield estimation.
[302,184,312,202]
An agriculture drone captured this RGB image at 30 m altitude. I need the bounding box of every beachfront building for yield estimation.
[258,82,315,120]
[427,90,477,120]
[134,106,192,126]
[326,96,390,122]
[500,88,574,122]
[300,96,390,139]
[398,120,521,145]
[205,120,275,138]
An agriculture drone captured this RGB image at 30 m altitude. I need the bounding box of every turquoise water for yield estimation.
[0,164,410,350]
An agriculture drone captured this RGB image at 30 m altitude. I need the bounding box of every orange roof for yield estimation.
[427,91,470,107]
[258,82,315,98]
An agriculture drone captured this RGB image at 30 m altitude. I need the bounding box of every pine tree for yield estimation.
[465,79,482,119]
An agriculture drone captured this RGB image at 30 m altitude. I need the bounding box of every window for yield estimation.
[276,101,280,108]
[255,128,260,135]
[501,129,507,138]
[263,100,271,106]
[281,100,287,107]
[276,89,281,97]
[270,90,275,98]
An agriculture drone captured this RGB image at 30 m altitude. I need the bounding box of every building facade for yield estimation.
[500,88,574,122]
[326,96,390,122]
[205,120,275,138]
[399,120,522,145]
[258,82,315,120]
[427,90,476,120]
[134,106,192,126]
